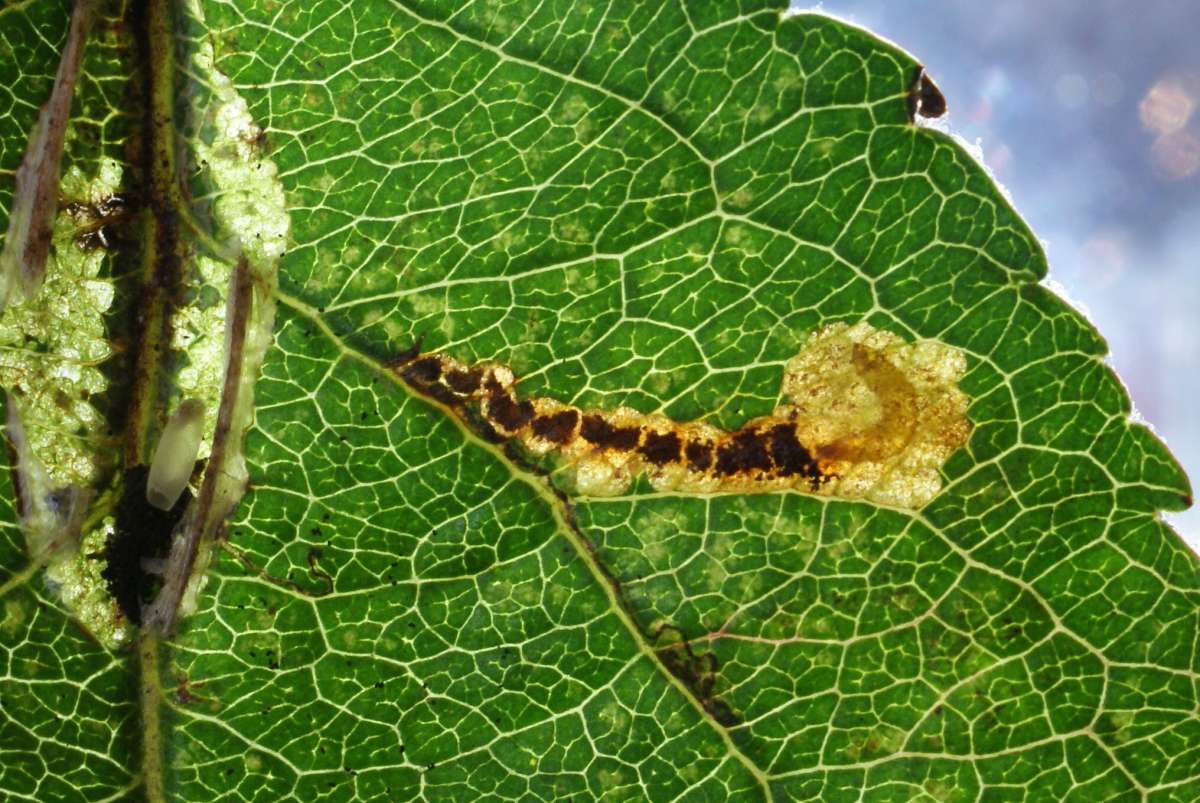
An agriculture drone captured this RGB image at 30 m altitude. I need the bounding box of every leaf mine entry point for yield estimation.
[398,322,972,509]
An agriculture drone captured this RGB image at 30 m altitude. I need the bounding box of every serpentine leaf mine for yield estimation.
[398,321,971,509]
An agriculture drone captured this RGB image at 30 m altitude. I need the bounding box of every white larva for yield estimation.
[146,398,205,511]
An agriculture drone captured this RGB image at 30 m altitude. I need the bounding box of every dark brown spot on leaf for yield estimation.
[580,415,640,450]
[707,700,740,727]
[422,383,459,406]
[387,340,421,368]
[445,368,482,395]
[639,430,681,465]
[404,357,442,385]
[655,634,740,728]
[531,409,579,444]
[715,429,772,475]
[486,382,534,432]
[685,440,713,472]
[767,424,820,484]
[402,359,456,405]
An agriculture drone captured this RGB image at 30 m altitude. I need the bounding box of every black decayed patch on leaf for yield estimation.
[715,429,772,475]
[403,358,460,405]
[767,424,822,486]
[580,414,640,450]
[444,368,482,395]
[103,465,192,624]
[685,440,714,472]
[531,409,579,443]
[404,357,442,384]
[486,379,534,431]
[386,340,421,368]
[639,430,682,465]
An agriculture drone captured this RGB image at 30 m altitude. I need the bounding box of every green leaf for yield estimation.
[2,1,1197,801]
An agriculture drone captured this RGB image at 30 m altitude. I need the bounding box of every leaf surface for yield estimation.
[0,1,1197,801]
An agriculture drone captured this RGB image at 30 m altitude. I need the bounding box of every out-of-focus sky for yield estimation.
[807,1,1200,551]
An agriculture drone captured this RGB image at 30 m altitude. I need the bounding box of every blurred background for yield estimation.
[806,1,1200,551]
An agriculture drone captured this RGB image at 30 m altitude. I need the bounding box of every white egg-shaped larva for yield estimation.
[146,398,206,511]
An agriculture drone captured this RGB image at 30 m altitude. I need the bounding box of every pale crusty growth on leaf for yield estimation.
[0,6,129,649]
[0,0,288,644]
[45,520,129,648]
[168,23,289,458]
[0,160,121,487]
[5,396,128,648]
[399,322,971,509]
[188,44,288,268]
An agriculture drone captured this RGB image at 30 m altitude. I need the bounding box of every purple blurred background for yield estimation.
[806,1,1200,550]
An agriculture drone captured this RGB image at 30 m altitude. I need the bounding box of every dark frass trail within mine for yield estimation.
[102,465,192,624]
[391,321,971,507]
[396,352,830,492]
